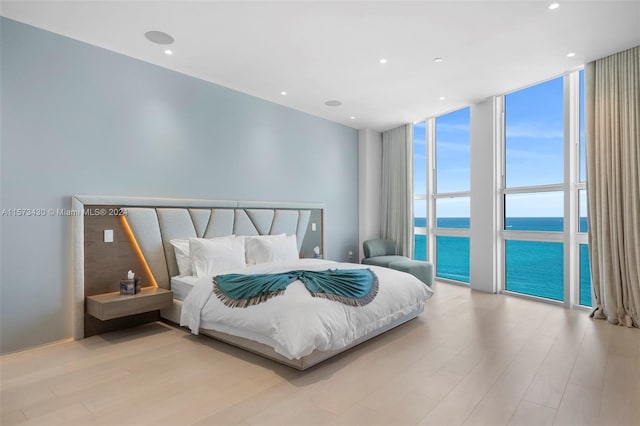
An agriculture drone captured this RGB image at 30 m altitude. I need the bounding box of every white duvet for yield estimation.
[180,259,433,360]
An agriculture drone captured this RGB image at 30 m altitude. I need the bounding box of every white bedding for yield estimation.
[170,275,199,301]
[180,259,433,360]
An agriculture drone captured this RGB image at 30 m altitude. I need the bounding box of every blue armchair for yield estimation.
[362,239,434,287]
[362,239,409,267]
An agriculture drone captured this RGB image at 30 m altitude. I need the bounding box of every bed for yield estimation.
[72,196,433,370]
[177,258,431,368]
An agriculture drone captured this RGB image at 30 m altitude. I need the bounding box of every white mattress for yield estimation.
[170,275,200,301]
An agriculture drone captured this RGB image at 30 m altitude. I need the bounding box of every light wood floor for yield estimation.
[2,281,639,426]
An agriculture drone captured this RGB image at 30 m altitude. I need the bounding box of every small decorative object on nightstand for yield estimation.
[120,270,141,295]
[120,280,135,295]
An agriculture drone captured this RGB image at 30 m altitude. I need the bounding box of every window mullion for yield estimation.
[427,118,436,264]
[434,191,471,198]
[566,70,580,308]
[496,96,505,293]
[503,184,564,195]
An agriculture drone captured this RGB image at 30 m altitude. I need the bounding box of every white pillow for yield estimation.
[189,236,246,278]
[246,234,299,265]
[169,239,192,276]
[244,234,286,265]
[171,235,236,277]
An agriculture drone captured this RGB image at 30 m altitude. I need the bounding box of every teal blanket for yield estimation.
[213,269,378,308]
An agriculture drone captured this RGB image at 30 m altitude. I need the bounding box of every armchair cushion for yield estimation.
[362,255,410,268]
[363,239,398,258]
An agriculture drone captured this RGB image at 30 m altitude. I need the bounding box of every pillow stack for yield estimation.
[170,234,299,278]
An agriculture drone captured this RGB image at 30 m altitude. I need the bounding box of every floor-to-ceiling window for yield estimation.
[413,71,589,302]
[435,108,470,283]
[501,70,590,306]
[413,108,470,284]
[503,76,565,300]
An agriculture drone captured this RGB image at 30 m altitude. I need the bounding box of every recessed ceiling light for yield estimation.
[439,96,445,101]
[433,57,444,63]
[549,3,560,10]
[281,91,287,96]
[325,100,342,107]
[145,30,175,45]
[164,49,173,55]
[349,116,356,120]
[567,52,576,57]
[379,58,388,64]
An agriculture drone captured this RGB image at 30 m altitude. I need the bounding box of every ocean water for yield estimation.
[414,217,592,306]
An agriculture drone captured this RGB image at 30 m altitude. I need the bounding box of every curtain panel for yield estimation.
[585,45,640,327]
[381,124,414,257]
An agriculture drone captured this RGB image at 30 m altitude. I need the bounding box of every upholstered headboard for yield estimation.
[72,196,325,339]
[125,206,312,289]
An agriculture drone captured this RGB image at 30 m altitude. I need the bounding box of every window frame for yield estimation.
[429,108,472,284]
[575,69,590,308]
[413,120,430,262]
[498,69,590,309]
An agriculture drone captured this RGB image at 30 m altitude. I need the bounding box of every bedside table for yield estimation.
[86,287,173,321]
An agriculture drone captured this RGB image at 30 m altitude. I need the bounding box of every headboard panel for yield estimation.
[126,207,312,290]
[72,195,325,339]
[205,209,234,237]
[125,208,170,288]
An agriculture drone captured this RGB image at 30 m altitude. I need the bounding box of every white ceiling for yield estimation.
[2,1,639,131]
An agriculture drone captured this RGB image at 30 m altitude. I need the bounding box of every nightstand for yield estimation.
[86,287,173,321]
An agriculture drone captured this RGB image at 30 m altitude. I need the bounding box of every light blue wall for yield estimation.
[0,18,359,353]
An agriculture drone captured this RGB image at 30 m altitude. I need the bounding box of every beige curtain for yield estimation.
[585,46,640,327]
[381,124,413,257]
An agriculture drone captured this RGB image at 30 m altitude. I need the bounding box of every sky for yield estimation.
[414,71,586,219]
